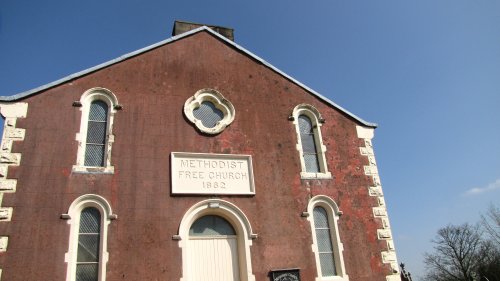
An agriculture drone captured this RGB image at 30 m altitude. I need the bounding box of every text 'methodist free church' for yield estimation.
[0,21,402,281]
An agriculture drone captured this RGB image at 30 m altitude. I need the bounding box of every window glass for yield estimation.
[189,215,236,236]
[313,206,337,276]
[76,207,101,281]
[85,101,108,167]
[298,115,320,173]
[193,101,224,128]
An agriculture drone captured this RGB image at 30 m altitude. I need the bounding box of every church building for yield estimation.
[0,21,401,281]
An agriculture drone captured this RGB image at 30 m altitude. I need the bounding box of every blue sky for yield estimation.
[1,1,499,279]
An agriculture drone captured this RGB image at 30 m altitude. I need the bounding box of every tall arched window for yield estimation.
[76,207,101,280]
[63,194,116,281]
[291,104,331,179]
[73,88,119,173]
[85,101,109,167]
[298,115,320,173]
[313,206,337,277]
[307,195,348,281]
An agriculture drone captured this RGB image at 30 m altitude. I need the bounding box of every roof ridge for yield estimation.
[0,26,377,127]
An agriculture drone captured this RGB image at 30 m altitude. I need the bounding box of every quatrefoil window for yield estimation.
[184,89,235,134]
[193,101,224,128]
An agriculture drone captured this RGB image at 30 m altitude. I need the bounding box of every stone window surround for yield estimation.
[306,195,348,281]
[184,88,235,135]
[291,104,331,179]
[73,87,119,174]
[62,194,117,281]
[175,199,257,281]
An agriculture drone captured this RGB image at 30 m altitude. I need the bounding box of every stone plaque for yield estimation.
[270,269,300,281]
[171,152,255,195]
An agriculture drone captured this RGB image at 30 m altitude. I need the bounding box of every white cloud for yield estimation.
[464,178,500,196]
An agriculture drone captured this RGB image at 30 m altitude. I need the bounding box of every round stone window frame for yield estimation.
[184,88,235,135]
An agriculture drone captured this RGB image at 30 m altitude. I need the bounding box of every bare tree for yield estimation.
[423,205,500,281]
[478,205,500,281]
[481,204,500,245]
[424,223,485,281]
[476,239,500,281]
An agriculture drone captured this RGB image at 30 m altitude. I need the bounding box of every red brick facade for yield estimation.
[0,28,399,281]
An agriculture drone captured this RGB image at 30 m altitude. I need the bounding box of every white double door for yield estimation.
[188,235,241,281]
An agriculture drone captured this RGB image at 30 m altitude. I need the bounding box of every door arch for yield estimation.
[177,199,256,281]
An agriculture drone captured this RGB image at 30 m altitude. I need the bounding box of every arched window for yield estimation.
[85,101,109,167]
[307,195,348,281]
[76,207,101,280]
[299,115,320,173]
[73,88,119,173]
[177,199,256,281]
[190,215,236,236]
[291,104,331,179]
[313,206,337,277]
[63,194,116,281]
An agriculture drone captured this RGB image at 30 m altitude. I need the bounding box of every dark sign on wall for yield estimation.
[269,269,300,281]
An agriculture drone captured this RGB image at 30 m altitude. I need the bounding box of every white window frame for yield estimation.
[63,194,116,281]
[73,88,118,174]
[307,195,348,281]
[184,88,235,135]
[291,104,331,179]
[176,199,256,281]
